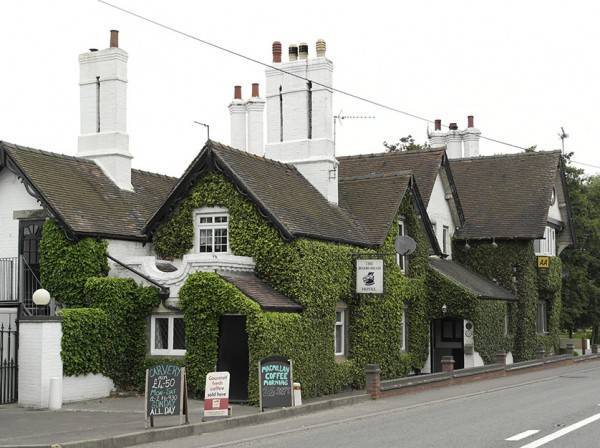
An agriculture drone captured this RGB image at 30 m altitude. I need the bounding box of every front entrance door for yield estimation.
[217,315,249,402]
[431,318,464,372]
[18,220,43,308]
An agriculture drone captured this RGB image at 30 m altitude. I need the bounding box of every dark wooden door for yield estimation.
[431,318,465,372]
[217,315,249,402]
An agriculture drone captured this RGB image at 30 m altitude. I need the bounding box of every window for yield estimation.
[396,220,407,273]
[400,306,408,351]
[151,315,186,356]
[195,209,229,253]
[504,304,512,336]
[335,308,346,356]
[534,226,556,256]
[442,226,448,254]
[536,301,547,334]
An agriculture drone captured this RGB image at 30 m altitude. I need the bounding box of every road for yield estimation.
[137,360,600,448]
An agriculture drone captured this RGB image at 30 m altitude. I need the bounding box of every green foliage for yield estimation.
[83,277,160,390]
[454,239,562,360]
[161,172,434,401]
[40,220,108,306]
[60,308,110,376]
[383,135,431,153]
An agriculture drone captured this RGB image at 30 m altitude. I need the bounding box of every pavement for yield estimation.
[134,359,600,448]
[0,390,366,447]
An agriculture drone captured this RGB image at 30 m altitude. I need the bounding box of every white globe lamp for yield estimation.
[32,288,51,306]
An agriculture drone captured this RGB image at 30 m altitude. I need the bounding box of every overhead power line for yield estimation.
[98,0,598,167]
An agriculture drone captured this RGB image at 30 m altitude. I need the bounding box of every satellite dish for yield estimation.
[395,235,417,256]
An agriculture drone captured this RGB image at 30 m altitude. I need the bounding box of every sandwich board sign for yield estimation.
[356,259,384,294]
[145,364,189,428]
[203,371,231,417]
[259,356,293,411]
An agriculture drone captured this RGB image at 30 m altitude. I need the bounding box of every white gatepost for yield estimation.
[18,317,63,409]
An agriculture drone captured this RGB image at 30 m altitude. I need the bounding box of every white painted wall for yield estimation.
[63,374,115,403]
[106,238,153,276]
[0,169,43,259]
[426,171,456,258]
[18,320,63,408]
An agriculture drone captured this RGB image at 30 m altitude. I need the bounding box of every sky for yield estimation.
[1,0,599,177]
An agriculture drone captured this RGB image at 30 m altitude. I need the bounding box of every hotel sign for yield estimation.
[356,259,384,294]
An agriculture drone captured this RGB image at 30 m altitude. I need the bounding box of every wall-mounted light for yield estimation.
[491,237,498,248]
[442,304,448,314]
[465,240,471,251]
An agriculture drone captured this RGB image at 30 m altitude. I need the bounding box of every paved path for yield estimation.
[135,360,600,448]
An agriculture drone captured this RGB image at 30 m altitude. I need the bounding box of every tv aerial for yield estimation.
[333,110,375,154]
[558,127,569,156]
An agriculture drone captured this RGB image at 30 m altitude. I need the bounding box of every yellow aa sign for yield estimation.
[537,256,550,269]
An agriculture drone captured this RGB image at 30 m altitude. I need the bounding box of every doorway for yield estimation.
[431,318,464,372]
[217,315,249,402]
[18,220,44,308]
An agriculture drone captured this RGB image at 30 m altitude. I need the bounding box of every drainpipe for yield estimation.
[107,254,178,310]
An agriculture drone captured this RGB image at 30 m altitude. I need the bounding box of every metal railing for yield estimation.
[0,321,18,404]
[0,256,49,316]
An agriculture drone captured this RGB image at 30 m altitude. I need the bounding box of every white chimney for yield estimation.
[429,119,447,149]
[78,30,133,190]
[264,39,338,204]
[229,85,246,151]
[246,83,265,156]
[462,115,481,157]
[446,123,463,159]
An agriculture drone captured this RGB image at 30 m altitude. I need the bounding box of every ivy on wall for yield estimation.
[453,240,562,361]
[40,220,108,307]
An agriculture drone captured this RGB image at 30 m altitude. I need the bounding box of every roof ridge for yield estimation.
[338,148,445,161]
[210,140,299,172]
[339,170,413,182]
[454,150,561,162]
[0,140,93,163]
[131,168,177,180]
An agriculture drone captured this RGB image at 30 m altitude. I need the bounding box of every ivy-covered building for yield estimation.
[0,32,572,404]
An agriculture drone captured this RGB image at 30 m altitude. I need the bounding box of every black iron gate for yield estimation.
[0,316,18,404]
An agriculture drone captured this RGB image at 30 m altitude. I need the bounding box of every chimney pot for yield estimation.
[110,30,119,48]
[467,115,474,128]
[316,39,326,57]
[272,41,282,63]
[434,119,441,131]
[449,122,458,131]
[251,83,260,98]
[289,44,298,61]
[234,85,242,100]
[298,42,308,60]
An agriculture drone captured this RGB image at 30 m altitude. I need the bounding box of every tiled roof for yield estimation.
[450,151,562,240]
[219,271,302,312]
[146,140,370,246]
[338,148,446,206]
[429,257,516,301]
[338,172,412,246]
[0,141,177,239]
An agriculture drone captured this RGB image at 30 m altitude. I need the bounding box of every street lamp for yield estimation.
[32,289,51,306]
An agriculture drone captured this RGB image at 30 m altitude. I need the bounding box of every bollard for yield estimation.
[48,377,63,410]
[293,382,302,406]
[495,351,507,366]
[566,342,574,356]
[536,346,545,360]
[441,356,455,373]
[365,364,381,399]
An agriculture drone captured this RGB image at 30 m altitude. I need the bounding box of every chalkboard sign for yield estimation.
[145,364,189,428]
[259,356,293,411]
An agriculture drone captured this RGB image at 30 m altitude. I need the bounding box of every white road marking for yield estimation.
[506,430,539,441]
[519,412,600,448]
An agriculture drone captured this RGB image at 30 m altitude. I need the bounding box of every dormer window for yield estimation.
[534,226,556,257]
[194,207,229,253]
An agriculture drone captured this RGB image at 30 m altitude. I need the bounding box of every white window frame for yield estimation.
[534,226,556,256]
[536,301,548,335]
[150,314,186,356]
[400,306,408,352]
[442,225,449,255]
[396,220,407,273]
[193,207,230,254]
[335,308,346,356]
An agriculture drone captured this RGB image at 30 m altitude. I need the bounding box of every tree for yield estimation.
[383,135,430,152]
[560,152,600,341]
